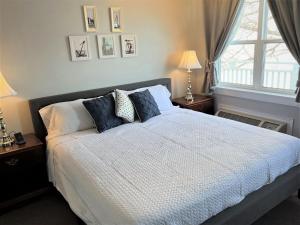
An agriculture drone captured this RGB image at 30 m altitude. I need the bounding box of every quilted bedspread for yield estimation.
[47,107,300,225]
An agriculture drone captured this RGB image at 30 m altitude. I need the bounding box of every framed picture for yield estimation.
[97,34,117,59]
[110,7,122,32]
[83,5,97,32]
[69,35,92,61]
[121,34,138,57]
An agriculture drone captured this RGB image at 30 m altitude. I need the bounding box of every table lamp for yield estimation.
[178,50,202,102]
[0,72,17,147]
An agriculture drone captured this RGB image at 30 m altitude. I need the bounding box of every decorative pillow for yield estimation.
[115,89,135,122]
[83,94,123,133]
[124,85,173,111]
[39,99,95,139]
[129,90,161,122]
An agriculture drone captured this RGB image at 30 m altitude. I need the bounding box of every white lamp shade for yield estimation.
[178,50,202,70]
[0,72,17,98]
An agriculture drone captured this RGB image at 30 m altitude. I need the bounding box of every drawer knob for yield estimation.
[5,158,19,166]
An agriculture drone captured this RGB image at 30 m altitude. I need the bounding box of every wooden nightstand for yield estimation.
[0,134,49,212]
[172,95,214,114]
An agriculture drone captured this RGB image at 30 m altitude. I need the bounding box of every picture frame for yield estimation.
[69,35,92,61]
[97,34,117,59]
[83,5,97,32]
[110,7,122,33]
[121,34,138,57]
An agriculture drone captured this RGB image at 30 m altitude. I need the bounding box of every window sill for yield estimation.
[213,86,299,108]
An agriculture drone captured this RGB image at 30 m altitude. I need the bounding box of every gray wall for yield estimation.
[188,0,207,93]
[2,0,298,138]
[0,0,190,133]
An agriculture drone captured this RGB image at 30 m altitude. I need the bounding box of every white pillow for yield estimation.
[147,85,173,111]
[125,85,173,111]
[39,99,95,139]
[115,89,135,122]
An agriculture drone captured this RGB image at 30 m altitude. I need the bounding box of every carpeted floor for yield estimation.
[0,192,299,225]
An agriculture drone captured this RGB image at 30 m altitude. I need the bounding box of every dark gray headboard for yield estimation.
[29,78,171,142]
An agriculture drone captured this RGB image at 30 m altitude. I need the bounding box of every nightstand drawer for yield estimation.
[187,100,214,114]
[172,95,215,115]
[0,134,50,211]
[0,147,48,202]
[0,148,44,175]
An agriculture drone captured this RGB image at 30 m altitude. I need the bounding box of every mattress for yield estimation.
[47,107,300,225]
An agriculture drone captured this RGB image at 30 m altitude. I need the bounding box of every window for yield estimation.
[220,0,298,94]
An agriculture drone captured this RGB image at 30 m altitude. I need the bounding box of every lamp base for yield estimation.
[0,109,14,147]
[185,70,194,102]
[185,93,194,102]
[0,135,14,147]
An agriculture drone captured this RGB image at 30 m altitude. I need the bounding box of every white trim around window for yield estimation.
[218,0,298,96]
[213,86,299,108]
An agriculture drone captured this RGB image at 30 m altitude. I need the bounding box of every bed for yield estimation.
[29,78,300,225]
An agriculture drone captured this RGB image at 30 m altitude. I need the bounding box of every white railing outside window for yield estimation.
[219,0,298,95]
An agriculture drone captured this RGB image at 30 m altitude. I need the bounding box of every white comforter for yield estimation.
[47,107,300,225]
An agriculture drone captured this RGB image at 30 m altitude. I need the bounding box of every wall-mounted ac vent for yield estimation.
[215,109,287,133]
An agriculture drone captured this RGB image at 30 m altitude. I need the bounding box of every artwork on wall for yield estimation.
[69,35,92,61]
[121,34,138,57]
[68,6,139,61]
[83,5,97,32]
[97,35,117,59]
[110,7,122,33]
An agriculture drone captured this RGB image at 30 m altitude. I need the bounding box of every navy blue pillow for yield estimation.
[129,89,161,122]
[83,95,123,133]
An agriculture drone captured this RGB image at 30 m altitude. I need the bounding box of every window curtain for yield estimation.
[268,0,300,103]
[202,0,244,94]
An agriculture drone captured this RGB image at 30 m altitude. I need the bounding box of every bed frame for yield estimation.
[29,78,300,225]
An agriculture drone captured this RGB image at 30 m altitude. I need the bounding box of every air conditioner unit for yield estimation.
[215,109,287,133]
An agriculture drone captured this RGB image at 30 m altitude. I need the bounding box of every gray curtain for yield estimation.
[268,0,300,103]
[202,0,243,94]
